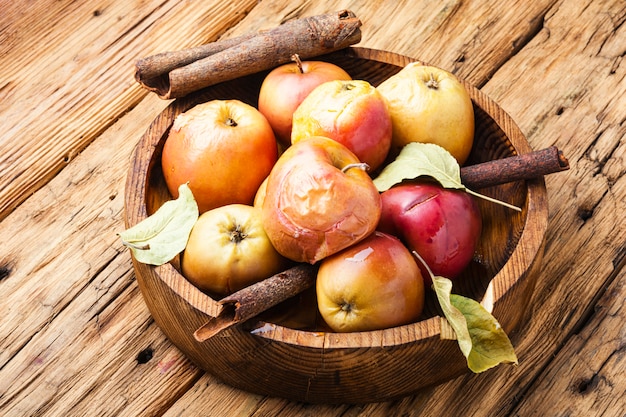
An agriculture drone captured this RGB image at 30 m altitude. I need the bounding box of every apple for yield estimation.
[161,99,278,214]
[377,182,482,283]
[253,176,268,209]
[261,136,381,264]
[316,231,425,332]
[181,204,288,296]
[258,55,351,147]
[291,79,392,171]
[377,62,475,165]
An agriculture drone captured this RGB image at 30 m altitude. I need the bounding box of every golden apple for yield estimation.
[182,204,287,296]
[377,62,475,165]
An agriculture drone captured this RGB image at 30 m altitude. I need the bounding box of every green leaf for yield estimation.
[432,275,518,373]
[119,183,199,265]
[450,294,518,372]
[373,142,463,192]
[373,142,522,211]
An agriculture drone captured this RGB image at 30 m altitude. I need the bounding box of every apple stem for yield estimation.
[412,250,435,281]
[291,54,304,74]
[341,162,370,173]
[226,117,238,127]
[426,72,439,89]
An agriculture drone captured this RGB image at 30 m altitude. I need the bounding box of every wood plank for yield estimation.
[514,269,626,416]
[0,93,214,416]
[0,0,258,222]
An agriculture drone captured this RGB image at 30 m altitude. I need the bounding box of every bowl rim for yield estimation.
[125,46,549,349]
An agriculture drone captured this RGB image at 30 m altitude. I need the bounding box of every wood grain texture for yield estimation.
[0,0,258,222]
[0,0,624,415]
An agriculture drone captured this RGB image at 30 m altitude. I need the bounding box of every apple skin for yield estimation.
[253,176,268,209]
[291,79,392,171]
[377,62,475,165]
[258,60,351,147]
[261,136,381,264]
[182,204,288,296]
[316,231,425,332]
[162,99,278,214]
[377,182,482,283]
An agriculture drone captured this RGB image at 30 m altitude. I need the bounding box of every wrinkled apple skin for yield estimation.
[316,231,425,332]
[162,100,278,213]
[262,136,381,264]
[291,80,392,171]
[258,60,351,146]
[377,62,474,165]
[182,204,287,296]
[378,182,482,282]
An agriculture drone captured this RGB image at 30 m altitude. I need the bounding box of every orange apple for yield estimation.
[377,62,475,165]
[182,204,288,296]
[316,231,425,332]
[261,136,381,264]
[162,99,278,213]
[291,79,392,171]
[258,55,351,147]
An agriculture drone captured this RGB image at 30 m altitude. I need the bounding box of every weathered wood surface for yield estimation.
[0,0,623,416]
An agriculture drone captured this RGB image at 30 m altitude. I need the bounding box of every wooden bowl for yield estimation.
[124,47,548,404]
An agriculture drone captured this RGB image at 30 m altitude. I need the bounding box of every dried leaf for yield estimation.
[373,143,463,192]
[119,183,198,265]
[451,294,519,372]
[432,276,518,373]
[432,276,472,356]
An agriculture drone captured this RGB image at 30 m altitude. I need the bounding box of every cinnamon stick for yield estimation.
[194,264,318,342]
[192,147,569,343]
[135,32,256,87]
[136,10,362,99]
[460,146,569,189]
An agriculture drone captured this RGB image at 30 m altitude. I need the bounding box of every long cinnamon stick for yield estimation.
[137,10,362,99]
[193,147,569,343]
[460,146,569,189]
[135,32,257,87]
[194,264,318,342]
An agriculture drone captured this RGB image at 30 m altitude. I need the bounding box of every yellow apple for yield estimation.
[182,204,287,296]
[377,62,475,165]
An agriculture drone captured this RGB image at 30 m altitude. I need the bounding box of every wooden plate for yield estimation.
[124,47,548,404]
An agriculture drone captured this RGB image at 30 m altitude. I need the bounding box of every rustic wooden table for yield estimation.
[1,1,624,416]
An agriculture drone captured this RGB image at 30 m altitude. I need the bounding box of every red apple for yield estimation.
[316,231,425,332]
[291,79,392,171]
[378,182,482,283]
[182,204,288,296]
[162,99,278,213]
[261,136,381,264]
[258,56,351,147]
[377,62,475,164]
